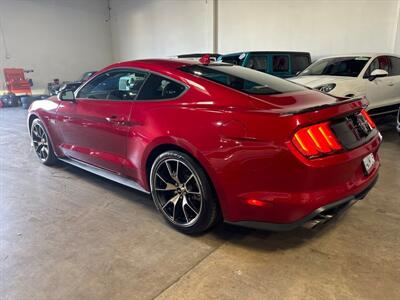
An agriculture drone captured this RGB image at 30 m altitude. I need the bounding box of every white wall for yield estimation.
[0,0,113,94]
[110,0,400,61]
[110,0,214,61]
[1,0,399,95]
[218,0,400,58]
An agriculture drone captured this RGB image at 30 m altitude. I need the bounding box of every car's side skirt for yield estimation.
[59,157,149,194]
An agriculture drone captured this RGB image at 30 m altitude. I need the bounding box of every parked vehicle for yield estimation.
[58,82,83,94]
[49,71,97,95]
[176,53,221,61]
[217,51,311,78]
[290,54,400,116]
[21,95,49,109]
[28,58,381,234]
[79,71,97,82]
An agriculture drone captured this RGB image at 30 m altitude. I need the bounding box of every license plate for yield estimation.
[363,153,375,174]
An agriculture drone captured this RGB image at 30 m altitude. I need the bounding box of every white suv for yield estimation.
[290,54,400,116]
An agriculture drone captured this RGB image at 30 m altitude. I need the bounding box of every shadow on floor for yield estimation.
[52,119,399,252]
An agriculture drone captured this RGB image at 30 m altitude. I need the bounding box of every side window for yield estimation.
[272,55,289,72]
[77,70,147,100]
[365,56,392,77]
[137,74,186,100]
[245,55,267,73]
[364,58,378,78]
[292,54,311,74]
[389,56,400,76]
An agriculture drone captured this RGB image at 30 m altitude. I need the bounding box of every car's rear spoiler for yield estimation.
[281,96,367,116]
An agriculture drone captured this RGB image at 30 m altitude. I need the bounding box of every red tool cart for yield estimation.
[3,68,32,95]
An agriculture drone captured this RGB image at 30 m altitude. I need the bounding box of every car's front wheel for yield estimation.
[31,118,57,166]
[150,151,220,234]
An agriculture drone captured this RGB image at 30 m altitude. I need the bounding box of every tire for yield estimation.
[30,118,58,166]
[21,96,33,109]
[150,151,220,234]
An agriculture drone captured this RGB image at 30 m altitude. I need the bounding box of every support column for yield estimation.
[394,0,400,54]
[213,0,218,53]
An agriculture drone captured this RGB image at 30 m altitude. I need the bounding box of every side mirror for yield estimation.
[369,69,388,81]
[58,89,76,102]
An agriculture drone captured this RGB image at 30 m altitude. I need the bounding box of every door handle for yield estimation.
[105,116,126,125]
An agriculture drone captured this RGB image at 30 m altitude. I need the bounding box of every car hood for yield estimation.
[288,75,355,88]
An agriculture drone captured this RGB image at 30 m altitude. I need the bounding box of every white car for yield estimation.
[290,54,400,116]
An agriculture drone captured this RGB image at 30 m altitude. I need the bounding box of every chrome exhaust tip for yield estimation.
[302,213,334,229]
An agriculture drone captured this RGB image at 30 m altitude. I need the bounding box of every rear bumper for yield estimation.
[226,174,378,231]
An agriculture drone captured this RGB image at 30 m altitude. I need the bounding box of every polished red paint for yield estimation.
[28,59,381,225]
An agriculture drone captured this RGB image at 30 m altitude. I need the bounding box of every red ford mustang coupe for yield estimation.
[28,58,381,234]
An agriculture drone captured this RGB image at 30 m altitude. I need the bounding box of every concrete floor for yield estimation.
[0,107,399,300]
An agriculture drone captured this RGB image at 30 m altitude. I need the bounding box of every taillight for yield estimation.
[361,109,376,129]
[292,122,343,158]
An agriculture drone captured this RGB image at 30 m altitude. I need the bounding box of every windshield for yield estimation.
[180,64,306,95]
[299,56,370,77]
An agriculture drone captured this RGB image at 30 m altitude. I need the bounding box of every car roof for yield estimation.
[221,51,311,57]
[104,59,197,70]
[315,53,400,59]
[177,53,221,58]
[100,59,232,75]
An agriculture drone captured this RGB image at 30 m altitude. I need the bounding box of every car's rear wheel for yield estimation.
[150,151,219,234]
[31,118,57,166]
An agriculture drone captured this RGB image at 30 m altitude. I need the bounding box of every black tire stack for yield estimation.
[21,95,49,109]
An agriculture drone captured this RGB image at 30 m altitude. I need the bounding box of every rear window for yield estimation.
[180,64,306,95]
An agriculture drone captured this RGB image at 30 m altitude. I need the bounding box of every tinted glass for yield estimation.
[245,55,267,72]
[77,70,147,100]
[364,56,395,77]
[272,55,289,72]
[389,56,400,76]
[292,54,311,73]
[137,74,186,100]
[180,64,306,95]
[300,56,370,77]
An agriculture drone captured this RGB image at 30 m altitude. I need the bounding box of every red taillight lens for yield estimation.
[292,122,343,158]
[361,109,376,129]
